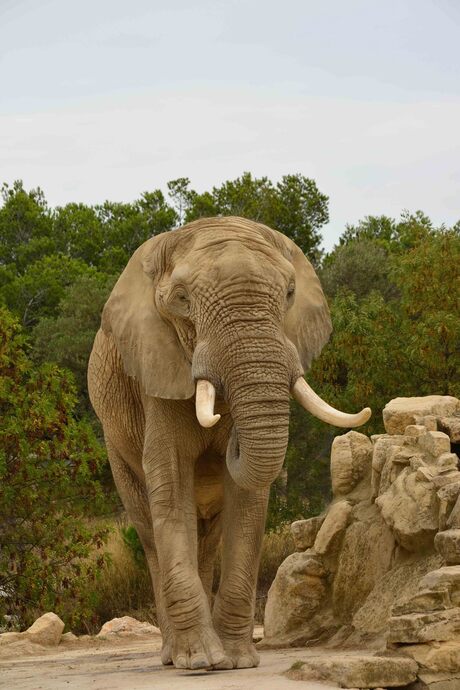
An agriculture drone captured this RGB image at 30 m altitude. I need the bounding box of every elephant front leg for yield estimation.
[144,442,225,670]
[212,469,269,669]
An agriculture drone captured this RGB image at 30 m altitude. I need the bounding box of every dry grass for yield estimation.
[256,526,294,621]
[80,519,155,634]
[81,518,293,632]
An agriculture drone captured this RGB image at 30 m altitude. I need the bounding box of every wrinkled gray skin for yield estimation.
[88,217,332,670]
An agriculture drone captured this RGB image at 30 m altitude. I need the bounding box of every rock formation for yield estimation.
[263,395,460,685]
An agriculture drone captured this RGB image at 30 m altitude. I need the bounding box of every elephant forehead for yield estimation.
[187,240,293,285]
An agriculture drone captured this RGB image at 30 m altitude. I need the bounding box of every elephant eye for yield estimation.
[287,283,295,299]
[170,286,190,311]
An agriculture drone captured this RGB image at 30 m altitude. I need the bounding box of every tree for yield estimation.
[94,192,176,272]
[269,174,329,261]
[0,181,55,272]
[339,210,433,252]
[392,229,460,397]
[52,203,105,267]
[320,239,397,300]
[0,254,92,328]
[167,178,194,225]
[33,272,117,407]
[0,307,111,629]
[186,172,328,259]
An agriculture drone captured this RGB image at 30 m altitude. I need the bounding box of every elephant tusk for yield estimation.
[195,380,221,428]
[292,377,371,428]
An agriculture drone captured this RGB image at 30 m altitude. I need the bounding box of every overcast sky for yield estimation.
[1,0,459,250]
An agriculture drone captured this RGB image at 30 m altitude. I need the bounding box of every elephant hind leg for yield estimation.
[197,513,222,607]
[104,440,173,664]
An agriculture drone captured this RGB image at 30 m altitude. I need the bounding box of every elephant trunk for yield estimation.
[195,335,293,491]
[225,396,290,491]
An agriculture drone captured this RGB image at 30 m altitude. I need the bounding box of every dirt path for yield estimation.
[0,640,340,690]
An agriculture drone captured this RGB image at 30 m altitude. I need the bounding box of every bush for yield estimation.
[80,519,154,633]
[0,307,111,630]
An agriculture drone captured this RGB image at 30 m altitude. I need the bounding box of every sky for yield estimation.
[0,0,459,250]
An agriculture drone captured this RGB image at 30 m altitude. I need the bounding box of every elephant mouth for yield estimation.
[195,378,371,430]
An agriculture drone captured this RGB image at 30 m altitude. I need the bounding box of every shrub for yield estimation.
[0,307,110,630]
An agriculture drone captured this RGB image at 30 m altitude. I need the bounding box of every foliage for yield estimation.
[0,181,54,271]
[185,172,329,260]
[267,224,460,529]
[121,525,146,565]
[320,238,397,300]
[32,272,117,406]
[392,229,460,397]
[1,179,459,539]
[0,307,111,629]
[339,210,434,251]
[0,254,92,328]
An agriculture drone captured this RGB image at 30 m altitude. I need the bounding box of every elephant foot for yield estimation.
[172,625,225,669]
[160,639,173,665]
[212,642,260,670]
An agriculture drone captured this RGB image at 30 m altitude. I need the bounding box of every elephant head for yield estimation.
[101,217,370,491]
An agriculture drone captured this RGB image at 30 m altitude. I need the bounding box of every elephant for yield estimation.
[88,216,370,670]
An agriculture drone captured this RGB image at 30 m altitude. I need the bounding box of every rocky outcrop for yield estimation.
[291,516,324,551]
[285,653,418,688]
[389,565,460,678]
[262,395,460,686]
[97,616,160,638]
[382,396,460,435]
[0,612,65,647]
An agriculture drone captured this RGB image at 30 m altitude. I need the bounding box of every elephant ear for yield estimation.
[101,234,195,399]
[282,237,332,371]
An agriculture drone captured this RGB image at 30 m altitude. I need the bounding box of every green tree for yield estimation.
[186,172,328,259]
[0,254,92,328]
[392,229,460,397]
[0,181,55,272]
[269,174,329,262]
[320,239,397,300]
[339,210,433,252]
[167,177,194,225]
[0,307,110,629]
[33,272,117,406]
[52,203,105,267]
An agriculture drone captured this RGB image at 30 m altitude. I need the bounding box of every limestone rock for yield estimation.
[388,608,460,643]
[330,431,373,497]
[376,467,439,551]
[412,672,460,689]
[447,495,460,528]
[97,616,160,637]
[420,566,460,593]
[419,433,452,461]
[60,631,79,643]
[383,397,460,435]
[25,612,64,646]
[437,454,459,473]
[291,516,324,551]
[393,587,453,616]
[397,638,460,674]
[438,417,460,443]
[285,653,418,688]
[371,435,406,497]
[0,631,23,645]
[435,530,460,565]
[313,500,352,555]
[437,483,460,530]
[332,508,395,623]
[263,551,327,641]
[352,554,442,637]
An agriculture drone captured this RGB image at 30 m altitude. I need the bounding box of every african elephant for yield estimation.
[88,216,370,670]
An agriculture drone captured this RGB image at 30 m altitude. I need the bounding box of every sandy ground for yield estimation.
[0,636,341,690]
